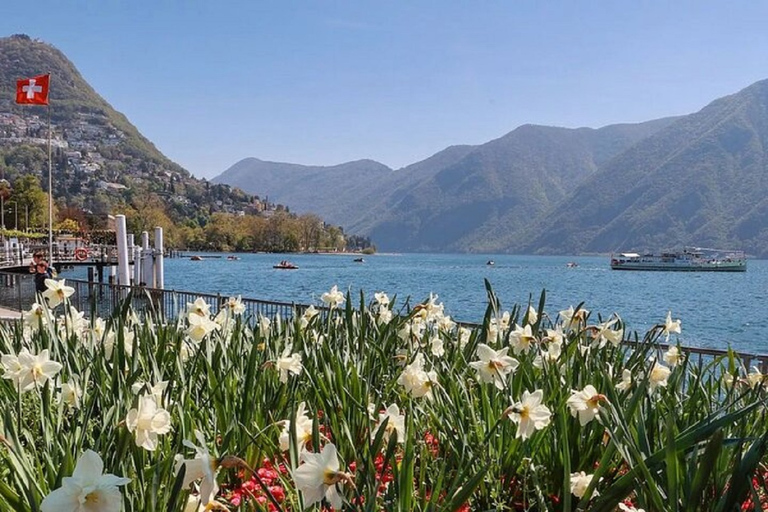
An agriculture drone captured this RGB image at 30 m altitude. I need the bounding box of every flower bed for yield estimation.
[0,279,767,511]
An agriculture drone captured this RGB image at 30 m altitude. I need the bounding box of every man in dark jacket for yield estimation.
[34,260,52,294]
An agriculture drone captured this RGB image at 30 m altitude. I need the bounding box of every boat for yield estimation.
[566,262,579,268]
[273,260,299,270]
[227,255,240,261]
[610,248,746,272]
[487,260,495,266]
[190,255,203,261]
[353,257,365,263]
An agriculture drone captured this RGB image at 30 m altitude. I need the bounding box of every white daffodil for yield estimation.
[377,308,393,325]
[186,297,211,319]
[225,295,245,315]
[12,348,63,393]
[293,443,349,510]
[186,313,220,343]
[747,367,765,389]
[619,503,646,512]
[559,306,588,332]
[430,338,445,357]
[458,326,471,348]
[508,389,552,440]
[663,346,684,367]
[258,315,271,336]
[42,278,75,309]
[469,343,519,390]
[373,403,406,444]
[526,305,538,325]
[570,471,597,499]
[23,302,47,331]
[125,394,172,451]
[300,305,320,329]
[592,317,623,348]
[437,314,456,333]
[374,291,390,306]
[279,401,314,451]
[175,430,219,508]
[397,353,437,399]
[60,379,83,409]
[649,362,672,391]
[277,350,303,383]
[567,385,606,426]
[663,311,682,341]
[509,324,537,355]
[321,285,345,308]
[41,449,130,512]
[615,369,633,392]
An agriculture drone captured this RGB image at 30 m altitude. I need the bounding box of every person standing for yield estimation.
[34,260,52,294]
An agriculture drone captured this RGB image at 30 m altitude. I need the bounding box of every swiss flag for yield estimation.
[16,74,50,105]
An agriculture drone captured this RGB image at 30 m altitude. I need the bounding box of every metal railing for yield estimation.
[0,270,766,371]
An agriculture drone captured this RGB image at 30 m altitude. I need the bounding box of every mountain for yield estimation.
[0,34,258,240]
[215,117,677,252]
[524,79,768,257]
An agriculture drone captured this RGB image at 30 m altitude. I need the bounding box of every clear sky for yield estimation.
[3,1,768,179]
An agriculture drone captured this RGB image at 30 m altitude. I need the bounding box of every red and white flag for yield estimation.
[16,74,50,105]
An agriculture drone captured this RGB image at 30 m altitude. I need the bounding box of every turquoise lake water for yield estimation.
[64,253,768,354]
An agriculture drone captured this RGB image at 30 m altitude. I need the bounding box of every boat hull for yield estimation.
[610,262,746,272]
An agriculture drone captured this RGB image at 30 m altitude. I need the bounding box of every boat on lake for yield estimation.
[273,260,299,270]
[610,248,746,272]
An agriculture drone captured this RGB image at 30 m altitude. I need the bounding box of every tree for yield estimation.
[12,174,48,230]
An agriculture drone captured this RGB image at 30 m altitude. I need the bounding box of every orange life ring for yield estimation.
[74,248,88,261]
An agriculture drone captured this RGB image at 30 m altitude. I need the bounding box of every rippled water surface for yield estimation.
[66,253,768,353]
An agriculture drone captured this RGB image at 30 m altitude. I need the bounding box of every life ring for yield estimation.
[74,248,88,261]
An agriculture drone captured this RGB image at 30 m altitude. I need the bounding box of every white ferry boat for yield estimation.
[610,248,747,272]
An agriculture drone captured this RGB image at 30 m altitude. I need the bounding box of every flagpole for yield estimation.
[47,72,53,261]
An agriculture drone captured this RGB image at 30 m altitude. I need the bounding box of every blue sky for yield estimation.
[3,2,768,179]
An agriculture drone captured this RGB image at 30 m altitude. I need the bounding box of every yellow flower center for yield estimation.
[323,469,343,486]
[85,491,100,504]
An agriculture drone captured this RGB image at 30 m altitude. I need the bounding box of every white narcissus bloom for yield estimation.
[41,449,130,512]
[131,380,170,407]
[377,308,393,325]
[566,385,606,426]
[592,318,623,348]
[374,291,390,306]
[277,350,303,383]
[225,295,245,315]
[293,443,348,510]
[186,313,220,343]
[663,311,682,340]
[12,348,63,392]
[60,380,82,409]
[615,369,633,392]
[747,367,765,389]
[526,305,538,325]
[663,346,684,367]
[457,326,471,348]
[280,401,314,451]
[430,338,445,357]
[469,343,519,390]
[300,305,320,328]
[559,306,589,332]
[187,297,211,319]
[509,324,537,355]
[125,394,172,451]
[397,353,437,399]
[175,430,219,508]
[508,390,552,440]
[258,315,271,335]
[23,302,46,331]
[321,285,345,308]
[570,471,597,498]
[649,362,672,391]
[373,403,406,444]
[42,278,75,309]
[437,314,455,333]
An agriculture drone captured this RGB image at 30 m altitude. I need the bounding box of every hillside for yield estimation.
[524,79,768,257]
[215,118,677,252]
[0,34,258,241]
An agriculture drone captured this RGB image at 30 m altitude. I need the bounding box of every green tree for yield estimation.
[12,174,48,230]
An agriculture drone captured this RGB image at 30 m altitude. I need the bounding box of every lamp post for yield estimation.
[9,201,17,230]
[0,179,10,231]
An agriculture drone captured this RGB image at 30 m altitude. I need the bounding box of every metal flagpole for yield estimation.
[47,73,53,261]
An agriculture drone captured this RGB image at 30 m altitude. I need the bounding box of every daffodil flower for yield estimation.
[41,449,130,512]
[279,401,314,451]
[397,353,437,399]
[293,443,350,510]
[42,278,75,309]
[125,394,172,451]
[372,403,406,444]
[663,311,681,340]
[175,430,220,508]
[321,285,345,308]
[566,385,606,426]
[507,389,552,440]
[469,343,519,390]
[570,471,598,498]
[649,362,671,391]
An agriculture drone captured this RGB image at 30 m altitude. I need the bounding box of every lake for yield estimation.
[64,252,768,354]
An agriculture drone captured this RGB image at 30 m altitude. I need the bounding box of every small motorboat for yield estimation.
[486,260,495,266]
[566,262,579,268]
[273,260,299,270]
[353,257,365,263]
[190,255,203,261]
[227,255,240,261]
